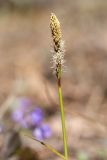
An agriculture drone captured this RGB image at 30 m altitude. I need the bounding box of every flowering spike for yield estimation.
[50,13,61,52]
[50,13,65,79]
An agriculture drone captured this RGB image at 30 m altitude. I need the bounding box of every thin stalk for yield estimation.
[58,79,68,160]
[24,135,66,160]
[44,142,66,160]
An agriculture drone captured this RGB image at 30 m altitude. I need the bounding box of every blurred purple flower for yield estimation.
[33,128,44,140]
[11,108,23,122]
[41,124,52,138]
[11,97,31,123]
[10,98,52,141]
[30,107,43,126]
[33,124,51,140]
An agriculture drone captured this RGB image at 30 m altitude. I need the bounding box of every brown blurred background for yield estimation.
[0,0,107,160]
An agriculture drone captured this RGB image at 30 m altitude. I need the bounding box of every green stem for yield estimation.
[45,142,66,160]
[58,81,68,160]
[24,134,66,160]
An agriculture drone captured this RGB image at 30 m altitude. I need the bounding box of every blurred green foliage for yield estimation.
[76,151,89,160]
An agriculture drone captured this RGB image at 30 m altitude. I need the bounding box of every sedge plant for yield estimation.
[50,13,68,160]
[25,13,68,160]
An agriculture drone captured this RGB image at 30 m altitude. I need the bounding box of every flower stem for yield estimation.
[58,80,68,160]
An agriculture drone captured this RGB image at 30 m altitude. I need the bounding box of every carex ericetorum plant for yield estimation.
[50,13,68,160]
[26,13,68,160]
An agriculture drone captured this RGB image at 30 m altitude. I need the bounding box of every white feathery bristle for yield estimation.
[51,40,66,73]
